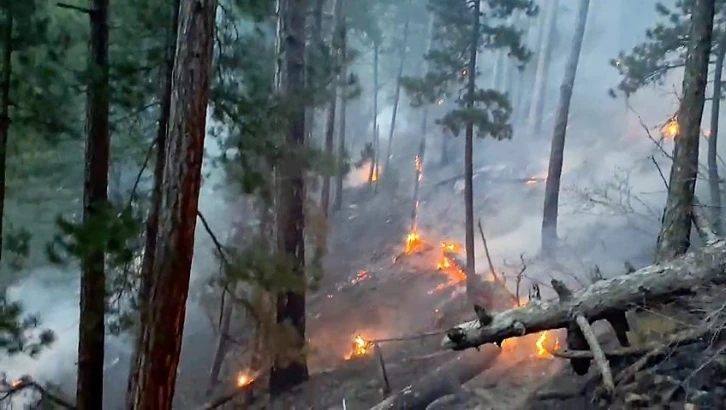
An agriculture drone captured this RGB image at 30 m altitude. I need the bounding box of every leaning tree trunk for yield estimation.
[127,0,217,408]
[708,31,725,235]
[269,0,309,394]
[125,0,179,406]
[333,12,348,211]
[540,0,590,255]
[383,8,412,179]
[0,8,12,263]
[655,0,715,262]
[368,41,379,185]
[77,1,109,409]
[321,0,343,217]
[464,0,481,303]
[528,0,558,136]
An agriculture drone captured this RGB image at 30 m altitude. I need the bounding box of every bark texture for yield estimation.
[442,239,726,351]
[321,0,343,216]
[655,0,715,262]
[333,8,347,211]
[125,0,179,405]
[77,1,109,408]
[464,0,480,302]
[540,0,590,254]
[269,0,309,394]
[708,29,725,235]
[127,0,217,407]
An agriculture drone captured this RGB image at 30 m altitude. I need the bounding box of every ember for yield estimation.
[662,118,679,139]
[344,335,372,360]
[237,372,253,387]
[350,270,369,285]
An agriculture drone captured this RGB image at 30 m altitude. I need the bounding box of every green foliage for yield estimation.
[610,0,726,97]
[402,0,536,139]
[0,294,55,356]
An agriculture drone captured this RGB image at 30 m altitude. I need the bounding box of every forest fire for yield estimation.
[404,231,424,253]
[431,241,467,293]
[344,335,372,360]
[535,331,560,359]
[662,118,679,139]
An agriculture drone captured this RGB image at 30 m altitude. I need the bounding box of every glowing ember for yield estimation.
[662,118,679,139]
[525,178,538,185]
[350,270,369,285]
[404,231,424,254]
[237,372,253,387]
[344,335,372,360]
[535,331,560,359]
[371,166,379,182]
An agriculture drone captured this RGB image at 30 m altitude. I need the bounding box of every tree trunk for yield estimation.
[464,0,481,303]
[528,0,558,136]
[125,1,179,406]
[540,0,590,255]
[333,11,347,211]
[77,0,109,408]
[127,0,217,407]
[321,0,342,217]
[655,0,715,262]
[0,10,12,263]
[440,132,451,165]
[368,41,379,185]
[269,0,309,394]
[708,31,725,235]
[383,9,411,178]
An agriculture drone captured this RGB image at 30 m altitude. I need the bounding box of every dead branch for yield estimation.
[441,240,726,352]
[477,218,501,284]
[575,315,614,396]
[0,378,76,409]
[197,380,258,410]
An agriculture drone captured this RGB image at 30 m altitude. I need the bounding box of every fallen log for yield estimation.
[368,346,500,410]
[441,239,726,351]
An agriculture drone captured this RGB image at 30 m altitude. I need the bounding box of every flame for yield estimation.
[535,331,560,359]
[431,241,467,293]
[404,231,424,254]
[662,118,679,139]
[237,372,253,387]
[371,166,379,182]
[344,335,372,360]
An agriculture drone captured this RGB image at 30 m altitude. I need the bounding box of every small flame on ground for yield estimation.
[371,166,379,182]
[535,331,560,359]
[237,372,253,387]
[404,231,424,254]
[662,118,679,139]
[431,241,467,293]
[344,335,372,360]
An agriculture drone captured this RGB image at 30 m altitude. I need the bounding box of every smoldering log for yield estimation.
[368,347,500,410]
[441,239,726,351]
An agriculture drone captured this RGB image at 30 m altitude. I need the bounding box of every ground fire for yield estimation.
[344,335,372,360]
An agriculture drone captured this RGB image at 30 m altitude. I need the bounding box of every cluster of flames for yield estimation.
[344,335,373,360]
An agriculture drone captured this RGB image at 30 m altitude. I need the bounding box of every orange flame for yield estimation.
[535,331,560,359]
[662,118,679,139]
[371,166,379,182]
[404,231,423,254]
[344,335,372,360]
[237,372,253,387]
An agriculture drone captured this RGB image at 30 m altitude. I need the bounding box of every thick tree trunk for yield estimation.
[540,0,590,255]
[333,14,347,211]
[528,0,558,136]
[269,0,309,394]
[383,10,411,177]
[125,1,179,406]
[464,0,481,302]
[442,239,726,352]
[321,0,342,217]
[127,0,216,408]
[655,0,715,262]
[77,1,109,408]
[0,10,12,263]
[368,42,379,185]
[708,32,725,235]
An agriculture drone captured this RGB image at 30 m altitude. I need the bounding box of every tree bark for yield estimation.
[321,0,343,217]
[0,9,12,263]
[540,0,590,255]
[464,0,481,302]
[527,0,558,136]
[442,239,726,352]
[333,11,347,211]
[708,30,725,235]
[77,1,109,408]
[125,1,179,406]
[655,0,715,262]
[269,0,309,394]
[383,8,412,178]
[127,0,217,407]
[368,41,379,185]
